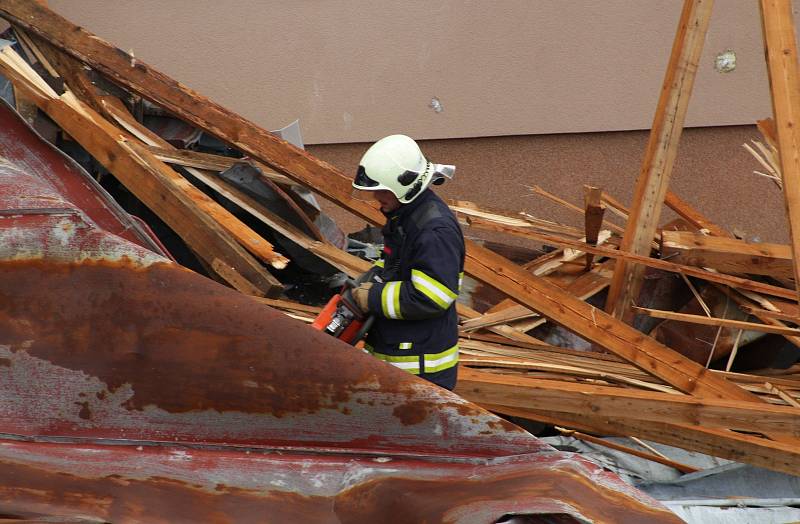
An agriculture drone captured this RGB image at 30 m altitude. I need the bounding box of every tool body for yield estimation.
[312,268,378,345]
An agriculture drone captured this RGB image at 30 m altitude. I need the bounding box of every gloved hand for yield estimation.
[352,282,373,313]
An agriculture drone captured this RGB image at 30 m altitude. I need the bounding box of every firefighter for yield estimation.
[351,134,465,390]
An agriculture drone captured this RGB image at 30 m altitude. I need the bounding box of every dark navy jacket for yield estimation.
[365,189,465,390]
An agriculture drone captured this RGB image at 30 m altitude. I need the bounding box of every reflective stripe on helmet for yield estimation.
[411,269,457,309]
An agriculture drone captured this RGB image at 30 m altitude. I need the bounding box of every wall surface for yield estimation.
[48,1,777,144]
[309,126,790,245]
[29,3,794,245]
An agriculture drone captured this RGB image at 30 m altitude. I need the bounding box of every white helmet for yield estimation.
[353,134,455,204]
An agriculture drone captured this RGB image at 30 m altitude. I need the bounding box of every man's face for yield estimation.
[373,190,401,213]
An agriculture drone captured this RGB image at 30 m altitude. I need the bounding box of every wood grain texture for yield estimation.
[606,0,714,319]
[760,0,800,300]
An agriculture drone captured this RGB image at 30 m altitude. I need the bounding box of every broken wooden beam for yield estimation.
[760,0,800,300]
[6,1,770,404]
[661,230,794,281]
[583,186,605,269]
[605,0,714,320]
[457,368,800,437]
[481,403,800,477]
[633,306,800,336]
[664,191,734,238]
[461,223,798,302]
[554,427,700,474]
[0,44,284,296]
[464,243,760,401]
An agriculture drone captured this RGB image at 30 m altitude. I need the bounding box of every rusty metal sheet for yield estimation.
[0,438,675,523]
[0,100,680,521]
[0,98,167,255]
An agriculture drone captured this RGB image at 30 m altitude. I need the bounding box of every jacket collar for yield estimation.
[384,189,434,222]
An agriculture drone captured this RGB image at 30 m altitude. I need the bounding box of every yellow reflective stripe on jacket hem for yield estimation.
[424,344,459,373]
[381,281,403,319]
[369,351,420,374]
[411,269,457,309]
[367,345,458,375]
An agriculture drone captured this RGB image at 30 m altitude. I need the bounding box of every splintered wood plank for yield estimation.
[605,0,714,320]
[0,47,283,297]
[760,0,800,300]
[464,243,759,401]
[555,427,699,474]
[20,28,106,115]
[664,191,733,237]
[661,230,794,280]
[461,224,798,302]
[93,95,292,271]
[7,36,289,286]
[0,0,386,226]
[457,368,800,436]
[633,306,800,336]
[583,186,605,269]
[5,1,770,403]
[528,185,625,237]
[481,403,800,477]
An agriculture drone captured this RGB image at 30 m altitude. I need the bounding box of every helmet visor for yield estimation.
[353,165,381,189]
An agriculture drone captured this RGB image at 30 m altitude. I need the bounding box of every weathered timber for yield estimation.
[0,47,283,296]
[583,186,605,269]
[462,225,798,302]
[461,355,676,394]
[714,284,800,350]
[606,0,714,320]
[761,0,800,300]
[3,43,289,282]
[741,306,800,324]
[462,260,613,332]
[457,368,800,436]
[0,1,387,226]
[661,230,794,281]
[664,191,733,237]
[461,305,536,332]
[93,95,291,271]
[633,306,800,336]
[464,243,759,401]
[528,185,625,236]
[3,1,765,402]
[555,427,699,474]
[481,403,800,477]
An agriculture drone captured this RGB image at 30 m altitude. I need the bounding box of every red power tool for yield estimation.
[312,269,377,345]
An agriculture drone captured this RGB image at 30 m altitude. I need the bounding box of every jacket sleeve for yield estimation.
[366,226,463,321]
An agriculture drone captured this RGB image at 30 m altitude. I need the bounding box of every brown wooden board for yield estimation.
[606,0,714,320]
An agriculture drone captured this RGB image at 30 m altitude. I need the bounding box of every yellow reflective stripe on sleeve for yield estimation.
[411,269,457,309]
[373,259,385,268]
[399,342,413,350]
[424,344,459,373]
[458,272,464,292]
[381,281,403,319]
[370,351,420,374]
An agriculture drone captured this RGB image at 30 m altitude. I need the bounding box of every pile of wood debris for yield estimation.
[0,0,798,481]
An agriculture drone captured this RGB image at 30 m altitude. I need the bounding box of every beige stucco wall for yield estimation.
[309,125,790,244]
[47,0,775,144]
